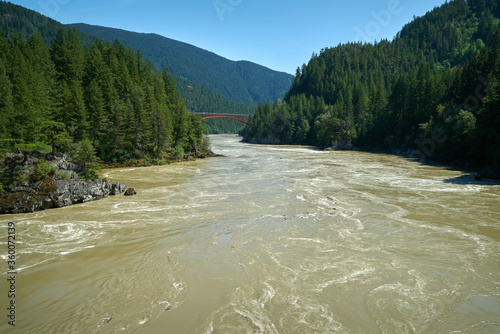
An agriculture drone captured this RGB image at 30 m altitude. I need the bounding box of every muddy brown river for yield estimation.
[1,134,500,333]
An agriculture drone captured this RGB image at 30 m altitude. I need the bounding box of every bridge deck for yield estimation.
[190,113,250,124]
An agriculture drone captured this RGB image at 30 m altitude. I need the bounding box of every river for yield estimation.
[1,134,500,333]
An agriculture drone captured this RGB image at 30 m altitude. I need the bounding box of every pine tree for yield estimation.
[51,28,88,140]
[0,57,14,142]
[9,38,35,142]
[74,138,101,179]
[0,17,207,163]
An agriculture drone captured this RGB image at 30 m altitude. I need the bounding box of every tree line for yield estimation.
[0,27,209,166]
[243,0,500,167]
[0,1,281,136]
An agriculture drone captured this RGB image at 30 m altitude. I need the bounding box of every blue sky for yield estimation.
[10,0,448,74]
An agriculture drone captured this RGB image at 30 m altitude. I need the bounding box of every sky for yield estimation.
[9,0,448,74]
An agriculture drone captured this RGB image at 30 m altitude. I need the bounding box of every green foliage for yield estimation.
[73,139,101,179]
[31,160,58,182]
[12,166,27,187]
[79,168,101,180]
[40,120,73,154]
[14,142,51,154]
[0,139,21,155]
[67,23,293,105]
[169,146,185,161]
[0,165,28,191]
[56,171,70,180]
[244,0,500,168]
[471,76,500,165]
[152,157,165,165]
[0,11,211,166]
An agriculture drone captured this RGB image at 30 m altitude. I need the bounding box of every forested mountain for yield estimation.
[0,2,291,134]
[0,1,94,46]
[67,23,293,106]
[0,26,210,177]
[243,0,500,169]
[68,23,291,133]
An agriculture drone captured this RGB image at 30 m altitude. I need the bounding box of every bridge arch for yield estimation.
[190,113,249,124]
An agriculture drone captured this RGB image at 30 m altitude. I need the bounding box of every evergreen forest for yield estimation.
[0,2,291,135]
[67,24,293,106]
[243,0,500,168]
[0,27,210,166]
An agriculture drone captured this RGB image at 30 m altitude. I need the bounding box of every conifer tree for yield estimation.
[0,12,210,162]
[0,57,13,142]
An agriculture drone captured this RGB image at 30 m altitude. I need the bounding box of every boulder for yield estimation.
[124,188,137,196]
[110,182,127,195]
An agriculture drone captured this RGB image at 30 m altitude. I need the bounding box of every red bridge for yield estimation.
[190,113,250,124]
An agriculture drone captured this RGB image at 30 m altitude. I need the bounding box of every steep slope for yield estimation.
[0,18,211,165]
[67,23,293,105]
[0,2,94,46]
[0,2,292,133]
[243,0,500,171]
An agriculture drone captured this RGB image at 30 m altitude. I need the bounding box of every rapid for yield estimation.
[1,134,499,333]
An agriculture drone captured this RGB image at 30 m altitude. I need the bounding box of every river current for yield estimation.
[1,134,500,333]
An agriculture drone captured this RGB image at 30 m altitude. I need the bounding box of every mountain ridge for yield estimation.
[0,2,292,133]
[243,0,500,173]
[67,23,293,105]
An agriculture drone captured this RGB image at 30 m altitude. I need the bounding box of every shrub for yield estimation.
[79,166,101,180]
[56,171,70,180]
[32,160,58,182]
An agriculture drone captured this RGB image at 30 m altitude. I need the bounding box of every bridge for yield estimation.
[190,113,250,124]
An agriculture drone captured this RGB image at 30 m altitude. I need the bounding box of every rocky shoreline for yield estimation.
[0,152,127,214]
[0,149,223,214]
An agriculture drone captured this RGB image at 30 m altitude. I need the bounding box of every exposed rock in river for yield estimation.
[0,152,127,214]
[124,188,137,196]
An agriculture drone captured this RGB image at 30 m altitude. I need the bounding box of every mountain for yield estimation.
[243,0,500,172]
[0,4,212,168]
[0,1,94,46]
[67,23,293,106]
[0,2,293,133]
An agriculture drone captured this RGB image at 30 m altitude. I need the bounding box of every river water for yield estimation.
[1,134,500,333]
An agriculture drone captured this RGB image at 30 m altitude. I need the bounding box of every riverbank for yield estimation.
[99,150,224,169]
[0,149,225,214]
[0,152,127,214]
[241,136,500,180]
[360,146,500,180]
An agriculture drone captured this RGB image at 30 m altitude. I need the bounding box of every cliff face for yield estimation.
[0,152,127,214]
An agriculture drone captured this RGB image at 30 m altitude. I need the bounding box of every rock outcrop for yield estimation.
[0,152,127,214]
